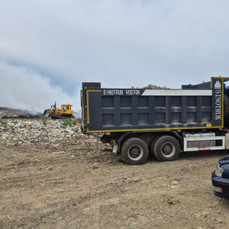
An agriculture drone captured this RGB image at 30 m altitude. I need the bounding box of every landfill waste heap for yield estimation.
[0,107,98,146]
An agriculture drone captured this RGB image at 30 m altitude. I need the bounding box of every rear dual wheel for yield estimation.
[121,135,180,164]
[150,136,180,161]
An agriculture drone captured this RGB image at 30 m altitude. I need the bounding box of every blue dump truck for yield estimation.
[81,77,229,165]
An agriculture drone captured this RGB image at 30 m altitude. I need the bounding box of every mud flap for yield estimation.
[112,145,118,154]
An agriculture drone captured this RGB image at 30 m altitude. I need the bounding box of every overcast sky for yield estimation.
[0,0,229,112]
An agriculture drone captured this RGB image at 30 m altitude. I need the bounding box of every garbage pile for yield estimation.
[131,84,168,89]
[0,118,82,146]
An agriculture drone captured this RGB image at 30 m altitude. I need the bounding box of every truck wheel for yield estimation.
[153,136,180,161]
[149,137,160,160]
[121,138,149,165]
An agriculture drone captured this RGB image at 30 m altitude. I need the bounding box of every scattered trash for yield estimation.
[0,118,82,146]
[115,175,127,181]
[39,166,53,171]
[128,208,135,211]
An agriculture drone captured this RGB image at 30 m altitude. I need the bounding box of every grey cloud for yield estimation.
[0,0,229,111]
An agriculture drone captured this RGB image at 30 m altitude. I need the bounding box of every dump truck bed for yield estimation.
[81,78,225,133]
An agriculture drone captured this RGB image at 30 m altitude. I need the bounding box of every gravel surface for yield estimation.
[1,119,229,229]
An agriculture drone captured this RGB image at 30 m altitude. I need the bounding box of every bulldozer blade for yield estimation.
[43,109,51,117]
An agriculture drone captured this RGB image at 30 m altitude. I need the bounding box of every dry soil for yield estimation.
[1,131,229,229]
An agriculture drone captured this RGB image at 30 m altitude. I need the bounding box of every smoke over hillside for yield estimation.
[0,62,78,113]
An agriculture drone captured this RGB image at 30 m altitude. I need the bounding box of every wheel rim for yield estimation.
[161,143,175,158]
[128,144,144,161]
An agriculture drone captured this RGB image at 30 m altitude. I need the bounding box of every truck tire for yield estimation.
[153,136,180,161]
[121,138,149,165]
[149,137,160,160]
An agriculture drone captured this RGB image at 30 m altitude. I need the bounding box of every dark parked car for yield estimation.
[212,156,229,199]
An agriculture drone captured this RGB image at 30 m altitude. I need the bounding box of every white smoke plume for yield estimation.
[0,62,79,113]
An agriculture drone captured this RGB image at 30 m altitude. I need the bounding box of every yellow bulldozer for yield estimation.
[43,102,74,119]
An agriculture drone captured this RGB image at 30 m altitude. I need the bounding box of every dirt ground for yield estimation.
[1,133,229,229]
